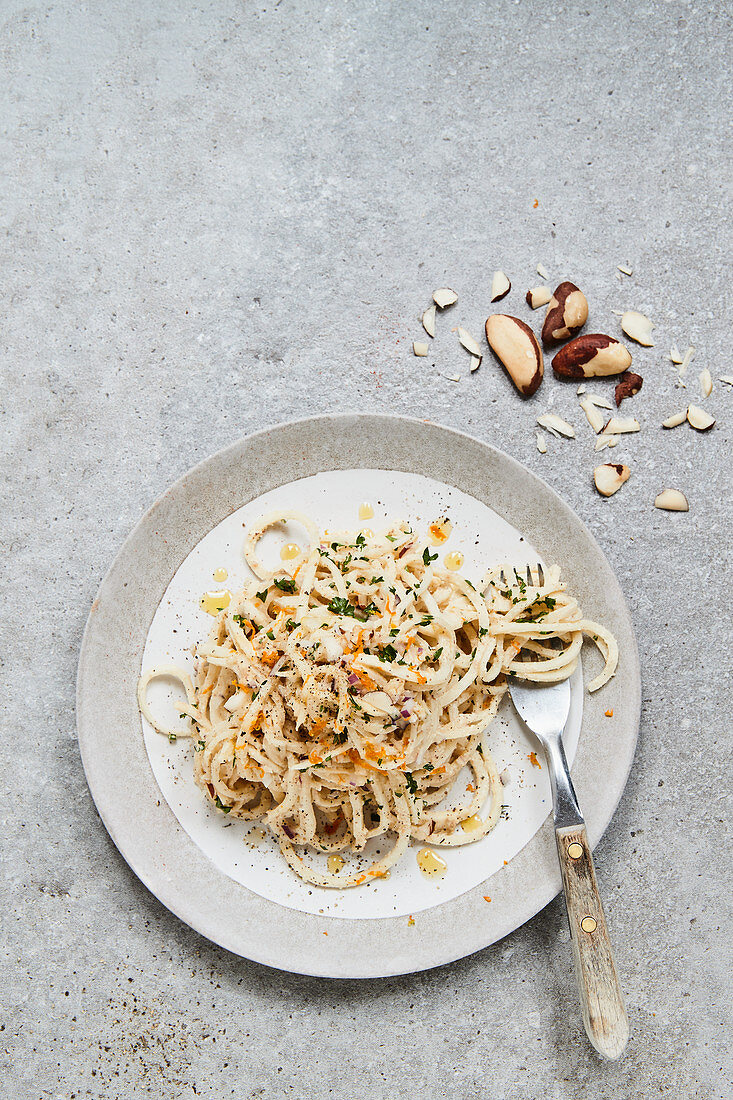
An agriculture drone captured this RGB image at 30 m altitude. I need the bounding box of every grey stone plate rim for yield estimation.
[76,413,640,979]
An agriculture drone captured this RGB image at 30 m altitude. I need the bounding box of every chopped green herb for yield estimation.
[422,547,438,565]
[214,796,232,814]
[255,589,269,602]
[327,596,375,621]
[273,577,296,594]
[168,733,177,743]
[377,644,397,663]
[404,773,418,795]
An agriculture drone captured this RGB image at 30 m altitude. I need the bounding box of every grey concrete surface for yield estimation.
[1,0,730,1097]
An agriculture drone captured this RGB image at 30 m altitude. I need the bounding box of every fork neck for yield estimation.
[542,733,585,830]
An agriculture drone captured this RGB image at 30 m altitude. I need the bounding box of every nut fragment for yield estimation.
[458,327,482,357]
[536,263,549,279]
[536,412,575,439]
[617,264,633,276]
[485,314,544,397]
[621,310,655,346]
[686,405,715,431]
[579,397,605,434]
[469,355,481,373]
[542,281,589,346]
[594,463,630,497]
[662,411,687,428]
[422,305,436,338]
[668,344,683,365]
[526,286,552,310]
[552,333,632,379]
[587,394,614,410]
[601,416,640,435]
[678,346,695,379]
[536,430,547,454]
[413,342,429,357]
[491,271,511,303]
[614,371,644,406]
[699,368,713,397]
[654,489,689,512]
[433,287,458,309]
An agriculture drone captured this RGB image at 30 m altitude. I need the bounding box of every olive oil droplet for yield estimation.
[417,848,447,878]
[200,589,232,615]
[429,518,453,545]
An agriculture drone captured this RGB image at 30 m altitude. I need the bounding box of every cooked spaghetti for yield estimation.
[138,512,617,888]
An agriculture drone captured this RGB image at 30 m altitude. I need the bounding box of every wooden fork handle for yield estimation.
[556,824,629,1060]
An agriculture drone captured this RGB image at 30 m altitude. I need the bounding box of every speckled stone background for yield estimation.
[2,1,731,1097]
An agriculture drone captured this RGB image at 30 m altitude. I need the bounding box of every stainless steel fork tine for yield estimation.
[499,569,507,585]
[537,562,544,586]
[526,564,533,586]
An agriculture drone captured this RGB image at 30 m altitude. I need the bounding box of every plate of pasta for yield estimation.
[77,415,640,976]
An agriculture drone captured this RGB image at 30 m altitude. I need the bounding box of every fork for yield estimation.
[503,565,629,1061]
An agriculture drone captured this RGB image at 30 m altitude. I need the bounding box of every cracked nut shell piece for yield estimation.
[614,371,643,406]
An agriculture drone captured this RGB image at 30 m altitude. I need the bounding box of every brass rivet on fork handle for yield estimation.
[581,916,598,934]
[568,842,583,859]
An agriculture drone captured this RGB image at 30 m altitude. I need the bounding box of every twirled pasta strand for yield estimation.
[138,515,617,887]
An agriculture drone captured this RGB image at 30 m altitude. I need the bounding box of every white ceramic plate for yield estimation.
[141,468,584,920]
[77,415,640,977]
